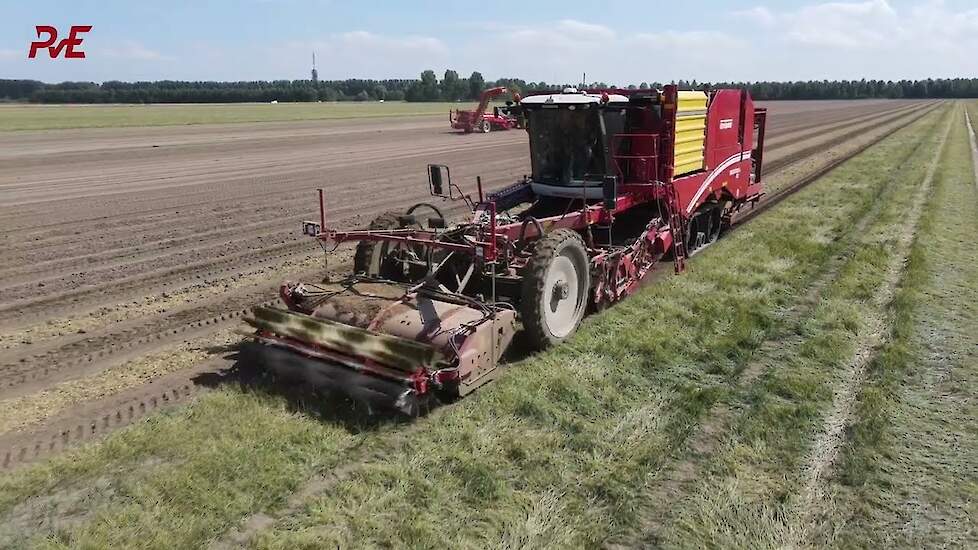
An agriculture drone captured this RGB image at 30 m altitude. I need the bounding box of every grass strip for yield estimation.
[823,103,978,547]
[646,105,953,548]
[607,102,948,548]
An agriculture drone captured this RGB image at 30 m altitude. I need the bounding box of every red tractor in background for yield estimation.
[450,86,524,133]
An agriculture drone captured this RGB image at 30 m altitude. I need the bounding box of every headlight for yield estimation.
[301,221,321,237]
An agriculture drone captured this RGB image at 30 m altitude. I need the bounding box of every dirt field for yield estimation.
[0,100,935,449]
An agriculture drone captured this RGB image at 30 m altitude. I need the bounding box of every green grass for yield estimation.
[821,102,978,547]
[0,106,957,549]
[0,394,351,549]
[0,101,462,131]
[652,105,952,549]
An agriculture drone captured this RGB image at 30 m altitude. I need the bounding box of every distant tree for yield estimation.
[7,75,978,105]
[295,87,317,101]
[420,70,439,101]
[441,69,465,101]
[492,77,525,96]
[468,71,485,99]
[320,87,340,101]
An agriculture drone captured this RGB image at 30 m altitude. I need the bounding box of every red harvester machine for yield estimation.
[247,85,767,413]
[450,86,523,133]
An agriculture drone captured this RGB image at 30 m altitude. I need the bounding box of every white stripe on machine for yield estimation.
[685,151,749,214]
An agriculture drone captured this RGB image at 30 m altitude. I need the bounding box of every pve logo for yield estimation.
[28,25,92,59]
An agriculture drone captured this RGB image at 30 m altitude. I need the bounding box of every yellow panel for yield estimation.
[675,116,706,132]
[676,91,708,113]
[674,161,703,175]
[674,102,706,176]
[675,150,704,168]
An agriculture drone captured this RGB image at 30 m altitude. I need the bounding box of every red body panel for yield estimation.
[612,87,762,219]
[670,89,757,215]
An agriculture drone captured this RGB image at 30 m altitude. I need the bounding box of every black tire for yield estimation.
[353,211,401,276]
[706,206,722,244]
[520,229,591,350]
[480,119,491,133]
[686,204,722,254]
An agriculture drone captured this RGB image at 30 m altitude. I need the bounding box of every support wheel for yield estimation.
[520,229,591,350]
[686,205,722,254]
[353,211,402,278]
[480,119,491,133]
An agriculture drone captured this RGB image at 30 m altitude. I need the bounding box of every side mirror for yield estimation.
[602,175,617,210]
[428,164,450,197]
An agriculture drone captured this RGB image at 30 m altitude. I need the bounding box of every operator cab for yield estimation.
[521,90,632,199]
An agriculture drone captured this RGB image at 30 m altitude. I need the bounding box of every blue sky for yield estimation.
[2,0,977,83]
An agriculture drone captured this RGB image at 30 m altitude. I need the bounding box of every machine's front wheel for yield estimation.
[480,119,491,133]
[353,211,401,277]
[520,229,591,350]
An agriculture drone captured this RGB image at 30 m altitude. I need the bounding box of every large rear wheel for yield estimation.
[520,229,591,350]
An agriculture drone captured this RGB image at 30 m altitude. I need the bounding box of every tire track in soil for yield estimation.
[0,102,938,471]
[604,104,946,549]
[782,102,954,549]
[966,109,978,188]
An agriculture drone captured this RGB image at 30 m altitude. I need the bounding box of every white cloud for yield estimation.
[739,0,978,51]
[0,49,20,60]
[735,6,776,27]
[274,31,448,79]
[784,0,898,48]
[467,19,744,84]
[328,31,446,56]
[494,19,616,57]
[97,41,172,61]
[731,0,978,79]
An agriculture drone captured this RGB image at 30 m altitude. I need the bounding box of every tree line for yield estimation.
[2,71,978,104]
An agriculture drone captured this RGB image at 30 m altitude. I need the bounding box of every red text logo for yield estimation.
[28,25,92,59]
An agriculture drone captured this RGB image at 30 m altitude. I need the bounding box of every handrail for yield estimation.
[611,133,660,184]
